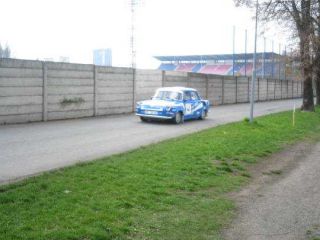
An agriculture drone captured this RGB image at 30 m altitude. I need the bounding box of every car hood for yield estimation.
[140,100,180,107]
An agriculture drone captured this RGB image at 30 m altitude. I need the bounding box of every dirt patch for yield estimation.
[223,141,320,240]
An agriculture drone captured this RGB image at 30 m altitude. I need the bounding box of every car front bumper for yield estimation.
[136,113,173,119]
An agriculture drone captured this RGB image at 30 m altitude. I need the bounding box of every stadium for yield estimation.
[155,52,300,80]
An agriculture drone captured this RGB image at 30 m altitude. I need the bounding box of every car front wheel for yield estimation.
[174,112,183,124]
[200,110,207,120]
[140,116,148,122]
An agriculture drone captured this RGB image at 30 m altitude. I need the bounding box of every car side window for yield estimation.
[191,91,200,101]
[184,91,192,101]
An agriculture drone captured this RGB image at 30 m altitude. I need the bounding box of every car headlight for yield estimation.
[165,106,172,112]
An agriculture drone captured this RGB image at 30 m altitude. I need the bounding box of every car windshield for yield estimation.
[153,91,182,101]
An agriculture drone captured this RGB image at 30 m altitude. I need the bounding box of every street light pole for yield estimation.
[250,0,258,123]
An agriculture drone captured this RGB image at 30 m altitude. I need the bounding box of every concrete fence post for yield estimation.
[274,79,276,100]
[42,62,48,122]
[235,76,238,104]
[205,75,209,99]
[161,70,165,87]
[222,76,225,104]
[132,68,136,112]
[247,77,250,102]
[266,78,269,101]
[280,80,283,100]
[93,65,98,116]
[257,77,260,102]
[187,73,191,88]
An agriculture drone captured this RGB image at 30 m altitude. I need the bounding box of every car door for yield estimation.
[183,91,202,119]
[190,91,203,118]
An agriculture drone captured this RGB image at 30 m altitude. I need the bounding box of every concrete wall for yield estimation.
[0,59,44,124]
[135,69,163,102]
[0,58,303,124]
[47,62,95,121]
[97,66,133,116]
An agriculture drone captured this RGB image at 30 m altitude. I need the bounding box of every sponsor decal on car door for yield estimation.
[185,103,192,115]
[184,91,202,117]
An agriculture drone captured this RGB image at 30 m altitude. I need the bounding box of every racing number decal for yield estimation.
[185,103,192,115]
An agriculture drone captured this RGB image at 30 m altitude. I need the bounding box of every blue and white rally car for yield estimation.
[136,87,210,124]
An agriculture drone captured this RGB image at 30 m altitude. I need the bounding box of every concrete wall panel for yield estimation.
[48,109,94,120]
[0,105,42,116]
[0,113,42,124]
[48,101,94,112]
[0,59,42,69]
[48,86,94,95]
[48,78,94,86]
[0,68,42,78]
[98,106,132,115]
[0,96,43,106]
[0,77,43,87]
[48,70,94,79]
[0,87,42,97]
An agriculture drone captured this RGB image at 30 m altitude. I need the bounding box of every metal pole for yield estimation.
[130,0,137,69]
[250,0,258,123]
[279,43,281,81]
[291,48,294,78]
[272,40,274,78]
[262,37,266,78]
[233,26,236,77]
[284,45,287,81]
[245,29,247,77]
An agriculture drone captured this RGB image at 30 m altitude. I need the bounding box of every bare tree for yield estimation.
[234,0,315,111]
[311,0,320,105]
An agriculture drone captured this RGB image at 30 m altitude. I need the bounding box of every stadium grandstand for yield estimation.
[154,53,299,80]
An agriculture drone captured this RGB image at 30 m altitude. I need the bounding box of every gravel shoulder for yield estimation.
[223,140,320,240]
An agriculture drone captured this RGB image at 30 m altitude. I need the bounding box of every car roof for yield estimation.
[156,87,197,93]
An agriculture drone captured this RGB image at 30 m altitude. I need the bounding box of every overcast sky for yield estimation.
[0,0,288,68]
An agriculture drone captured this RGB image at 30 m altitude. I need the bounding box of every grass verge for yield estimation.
[1,109,320,240]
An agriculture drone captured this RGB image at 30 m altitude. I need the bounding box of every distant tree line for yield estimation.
[234,0,320,111]
[0,43,11,58]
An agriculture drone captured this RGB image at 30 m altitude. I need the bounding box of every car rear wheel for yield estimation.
[174,112,183,124]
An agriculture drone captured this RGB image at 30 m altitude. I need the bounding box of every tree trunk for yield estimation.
[298,0,315,111]
[315,12,320,106]
[315,50,320,105]
[299,31,315,111]
[316,78,320,106]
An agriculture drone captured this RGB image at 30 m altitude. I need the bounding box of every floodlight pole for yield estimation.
[250,0,258,123]
[233,26,236,77]
[245,29,248,77]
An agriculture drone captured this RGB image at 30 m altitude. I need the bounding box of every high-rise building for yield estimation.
[93,48,112,66]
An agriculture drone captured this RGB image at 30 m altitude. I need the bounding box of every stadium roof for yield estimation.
[154,52,281,62]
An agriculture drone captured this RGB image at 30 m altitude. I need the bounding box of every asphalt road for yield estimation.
[0,99,301,184]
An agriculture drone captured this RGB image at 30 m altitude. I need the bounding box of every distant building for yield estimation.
[93,48,112,66]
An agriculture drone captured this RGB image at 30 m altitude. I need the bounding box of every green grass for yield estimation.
[1,109,320,240]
